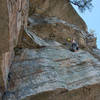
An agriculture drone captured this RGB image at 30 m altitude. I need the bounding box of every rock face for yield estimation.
[28,15,88,48]
[5,34,100,100]
[28,0,96,49]
[0,0,29,94]
[86,34,97,48]
[0,0,100,100]
[29,0,87,31]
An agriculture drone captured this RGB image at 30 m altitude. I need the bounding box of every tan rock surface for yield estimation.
[29,0,87,31]
[0,0,29,93]
[0,0,99,100]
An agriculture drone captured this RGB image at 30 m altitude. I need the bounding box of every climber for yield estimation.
[65,37,71,46]
[67,37,71,42]
[70,39,79,52]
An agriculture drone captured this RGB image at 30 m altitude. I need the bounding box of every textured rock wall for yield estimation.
[23,84,100,100]
[5,38,100,100]
[0,0,10,93]
[28,16,87,48]
[0,0,99,100]
[29,0,87,31]
[0,0,29,93]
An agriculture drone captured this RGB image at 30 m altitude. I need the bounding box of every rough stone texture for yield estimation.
[0,0,9,53]
[24,29,62,47]
[86,34,97,48]
[5,36,100,100]
[27,15,96,48]
[91,49,100,60]
[29,0,87,31]
[1,0,100,100]
[0,0,29,93]
[93,49,100,56]
[0,0,9,93]
[23,84,100,100]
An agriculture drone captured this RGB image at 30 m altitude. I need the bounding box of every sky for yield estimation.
[73,0,100,49]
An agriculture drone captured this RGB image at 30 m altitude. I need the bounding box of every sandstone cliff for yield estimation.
[0,0,29,96]
[0,0,99,100]
[29,0,87,31]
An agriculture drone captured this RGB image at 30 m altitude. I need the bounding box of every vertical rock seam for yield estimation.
[0,0,29,94]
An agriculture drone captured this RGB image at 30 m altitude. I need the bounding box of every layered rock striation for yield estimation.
[4,32,100,100]
[0,0,100,100]
[29,0,87,31]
